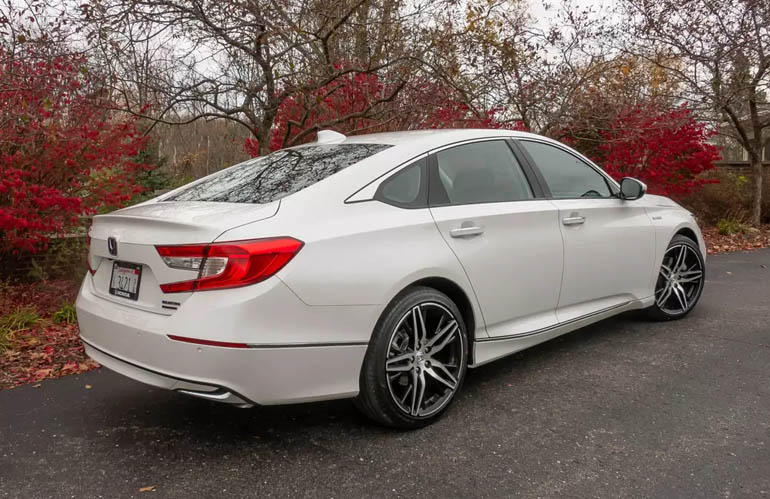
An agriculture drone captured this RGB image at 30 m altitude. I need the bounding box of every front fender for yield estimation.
[645,202,706,290]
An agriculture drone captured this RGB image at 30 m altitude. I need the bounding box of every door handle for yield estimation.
[450,225,484,238]
[562,216,585,226]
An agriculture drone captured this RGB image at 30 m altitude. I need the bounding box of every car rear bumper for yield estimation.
[82,339,257,406]
[76,276,375,405]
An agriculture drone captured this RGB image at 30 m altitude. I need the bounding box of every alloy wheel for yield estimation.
[655,243,704,314]
[385,302,465,418]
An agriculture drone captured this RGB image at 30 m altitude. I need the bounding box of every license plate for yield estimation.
[109,261,142,300]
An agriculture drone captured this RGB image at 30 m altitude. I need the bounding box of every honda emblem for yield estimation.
[107,237,118,256]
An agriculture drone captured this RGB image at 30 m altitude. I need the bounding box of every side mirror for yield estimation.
[619,177,646,201]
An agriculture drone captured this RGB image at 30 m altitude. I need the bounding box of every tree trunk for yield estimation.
[752,157,763,227]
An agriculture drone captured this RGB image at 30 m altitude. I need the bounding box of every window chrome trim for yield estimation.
[345,135,621,205]
[345,136,527,204]
[427,136,520,154]
[344,152,430,204]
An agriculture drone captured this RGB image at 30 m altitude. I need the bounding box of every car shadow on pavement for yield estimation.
[83,310,678,449]
[462,312,648,385]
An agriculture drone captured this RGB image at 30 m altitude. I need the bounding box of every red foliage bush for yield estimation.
[595,105,720,197]
[0,48,151,253]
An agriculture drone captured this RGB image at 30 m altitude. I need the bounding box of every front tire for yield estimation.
[355,286,468,429]
[647,234,705,320]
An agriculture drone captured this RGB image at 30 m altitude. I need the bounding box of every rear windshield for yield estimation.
[164,143,391,204]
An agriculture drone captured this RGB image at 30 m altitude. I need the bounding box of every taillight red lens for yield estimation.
[156,237,303,293]
[86,234,96,275]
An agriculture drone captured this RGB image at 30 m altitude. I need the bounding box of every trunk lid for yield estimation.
[87,201,279,314]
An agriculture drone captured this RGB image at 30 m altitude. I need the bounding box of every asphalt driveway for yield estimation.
[1,250,769,498]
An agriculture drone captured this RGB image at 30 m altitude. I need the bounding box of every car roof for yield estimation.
[337,128,555,148]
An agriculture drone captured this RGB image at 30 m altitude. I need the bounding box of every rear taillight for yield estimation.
[86,234,96,275]
[155,237,303,293]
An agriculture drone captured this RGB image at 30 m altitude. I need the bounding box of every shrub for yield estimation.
[717,219,750,235]
[52,303,77,325]
[0,306,40,350]
[682,169,770,225]
[27,259,49,282]
[596,105,720,197]
[0,47,152,254]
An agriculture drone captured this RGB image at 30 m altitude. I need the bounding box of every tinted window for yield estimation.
[165,143,391,204]
[520,141,612,199]
[378,158,426,207]
[435,141,533,205]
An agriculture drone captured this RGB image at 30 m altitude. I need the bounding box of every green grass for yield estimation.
[717,218,749,235]
[0,306,40,351]
[52,303,77,325]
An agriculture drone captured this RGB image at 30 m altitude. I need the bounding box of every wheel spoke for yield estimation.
[434,314,445,337]
[426,320,457,351]
[426,360,458,390]
[678,269,702,283]
[386,352,413,372]
[656,280,673,306]
[386,363,412,373]
[655,278,671,296]
[410,368,418,414]
[672,283,688,310]
[430,325,458,356]
[393,333,409,353]
[414,305,427,346]
[411,370,426,416]
[674,245,687,271]
[399,383,413,405]
[659,264,673,279]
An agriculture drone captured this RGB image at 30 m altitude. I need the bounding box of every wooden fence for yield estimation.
[713,160,770,175]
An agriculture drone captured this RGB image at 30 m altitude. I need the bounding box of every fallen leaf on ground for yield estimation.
[703,225,770,254]
[0,279,97,390]
[139,486,156,492]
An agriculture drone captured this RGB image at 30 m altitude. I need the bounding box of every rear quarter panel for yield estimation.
[216,196,487,338]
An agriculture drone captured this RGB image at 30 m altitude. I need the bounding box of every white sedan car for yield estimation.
[77,129,706,428]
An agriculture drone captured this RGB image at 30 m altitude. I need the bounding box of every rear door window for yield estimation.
[165,143,391,204]
[432,140,534,205]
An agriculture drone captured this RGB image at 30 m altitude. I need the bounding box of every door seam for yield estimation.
[427,207,490,339]
[550,199,567,322]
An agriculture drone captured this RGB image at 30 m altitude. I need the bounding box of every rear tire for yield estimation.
[355,286,468,429]
[646,234,705,321]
